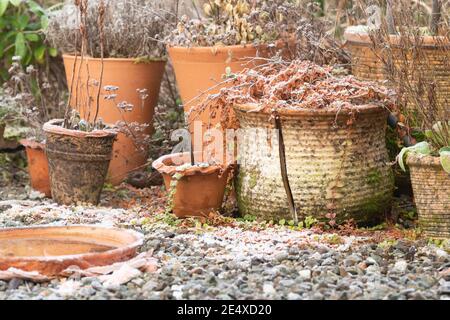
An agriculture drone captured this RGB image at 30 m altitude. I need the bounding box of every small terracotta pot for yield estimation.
[63,55,166,185]
[43,119,117,206]
[407,154,450,239]
[20,139,51,197]
[152,152,233,218]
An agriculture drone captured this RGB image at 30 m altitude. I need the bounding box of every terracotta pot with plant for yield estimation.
[165,0,310,137]
[43,0,122,205]
[152,151,233,218]
[193,60,396,226]
[1,58,65,197]
[45,0,175,185]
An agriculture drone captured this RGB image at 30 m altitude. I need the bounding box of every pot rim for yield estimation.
[344,29,450,48]
[62,54,167,63]
[166,43,262,53]
[43,119,117,139]
[20,139,45,150]
[0,224,144,263]
[406,153,444,168]
[152,152,233,177]
[233,103,388,117]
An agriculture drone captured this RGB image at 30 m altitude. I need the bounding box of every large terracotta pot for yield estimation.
[63,55,166,185]
[20,139,51,197]
[233,103,394,225]
[344,30,450,119]
[407,154,450,239]
[152,152,233,218]
[168,45,267,137]
[43,119,117,206]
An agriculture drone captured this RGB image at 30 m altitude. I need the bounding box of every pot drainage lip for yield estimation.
[0,225,144,261]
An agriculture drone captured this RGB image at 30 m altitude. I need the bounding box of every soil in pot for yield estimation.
[20,139,51,198]
[407,154,450,239]
[63,55,166,185]
[43,119,117,206]
[152,152,233,218]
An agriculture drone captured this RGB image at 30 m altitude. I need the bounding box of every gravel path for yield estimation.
[0,191,449,301]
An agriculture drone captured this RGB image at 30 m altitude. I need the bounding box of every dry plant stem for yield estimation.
[386,0,397,35]
[273,112,298,225]
[94,0,106,125]
[430,0,442,35]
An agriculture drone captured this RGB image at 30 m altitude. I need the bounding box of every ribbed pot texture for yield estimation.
[407,154,450,239]
[44,119,117,206]
[234,104,394,225]
[344,32,450,118]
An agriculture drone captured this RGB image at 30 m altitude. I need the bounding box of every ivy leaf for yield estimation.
[40,14,48,29]
[34,45,45,63]
[25,33,39,42]
[17,14,29,30]
[397,141,431,172]
[0,0,8,17]
[439,147,450,174]
[48,47,58,57]
[14,32,26,61]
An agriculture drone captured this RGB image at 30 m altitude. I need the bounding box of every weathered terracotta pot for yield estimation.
[0,225,143,277]
[407,154,450,239]
[168,45,268,136]
[43,119,117,206]
[234,103,395,225]
[152,152,233,218]
[63,55,166,185]
[344,30,450,119]
[20,139,51,197]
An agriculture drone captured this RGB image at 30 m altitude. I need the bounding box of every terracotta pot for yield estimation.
[43,119,117,206]
[20,139,51,197]
[233,103,394,225]
[63,55,166,185]
[168,45,268,136]
[407,154,450,239]
[344,30,450,119]
[0,225,143,277]
[152,152,233,218]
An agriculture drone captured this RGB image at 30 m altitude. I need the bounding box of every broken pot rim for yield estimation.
[0,224,144,262]
[233,103,388,117]
[43,119,118,139]
[20,139,45,150]
[152,152,234,177]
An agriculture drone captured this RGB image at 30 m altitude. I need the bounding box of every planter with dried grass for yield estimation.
[193,60,396,225]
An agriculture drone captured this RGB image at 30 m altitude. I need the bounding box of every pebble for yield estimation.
[0,200,446,300]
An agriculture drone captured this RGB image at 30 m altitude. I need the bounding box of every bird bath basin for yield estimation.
[0,225,144,276]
